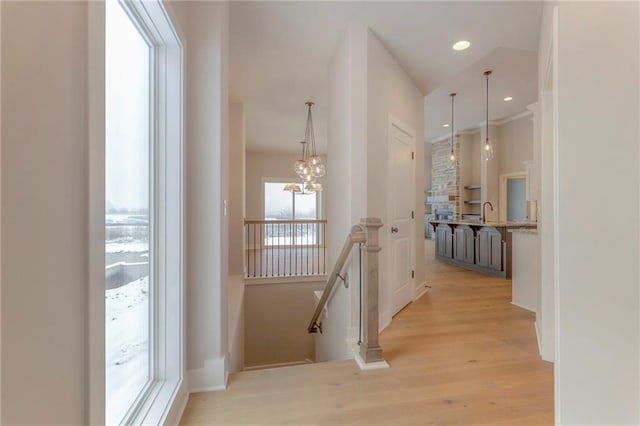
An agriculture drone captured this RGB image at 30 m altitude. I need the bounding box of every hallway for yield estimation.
[180,241,553,425]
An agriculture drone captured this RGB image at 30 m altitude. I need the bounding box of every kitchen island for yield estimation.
[429,219,537,278]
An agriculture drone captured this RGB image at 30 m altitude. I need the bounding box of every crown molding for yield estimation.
[493,109,534,125]
[427,109,533,144]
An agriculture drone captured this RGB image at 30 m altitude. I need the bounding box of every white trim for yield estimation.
[510,301,535,313]
[387,114,416,321]
[243,359,313,372]
[93,1,185,424]
[163,380,189,426]
[87,2,105,423]
[346,336,359,358]
[187,356,228,393]
[0,3,3,421]
[427,111,532,144]
[493,110,533,126]
[379,309,392,333]
[551,6,561,423]
[261,177,323,220]
[457,127,481,136]
[498,172,526,222]
[534,321,542,359]
[354,353,390,370]
[430,127,479,145]
[414,281,429,300]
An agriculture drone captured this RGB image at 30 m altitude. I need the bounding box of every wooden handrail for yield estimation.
[244,219,327,225]
[307,225,366,333]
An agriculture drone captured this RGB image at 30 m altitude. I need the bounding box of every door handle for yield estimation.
[391,227,399,233]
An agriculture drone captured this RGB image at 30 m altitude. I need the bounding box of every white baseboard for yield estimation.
[379,309,391,333]
[354,352,390,370]
[414,281,429,300]
[187,356,227,393]
[243,359,313,371]
[346,336,359,358]
[534,321,542,358]
[163,379,189,425]
[510,301,536,313]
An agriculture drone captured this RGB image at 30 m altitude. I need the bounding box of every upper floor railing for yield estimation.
[244,219,327,278]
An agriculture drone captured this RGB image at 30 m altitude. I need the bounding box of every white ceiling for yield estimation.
[424,47,539,142]
[230,1,543,153]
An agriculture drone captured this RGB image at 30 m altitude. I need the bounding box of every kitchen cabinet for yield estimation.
[454,225,475,264]
[476,227,503,271]
[435,224,453,258]
[430,220,534,278]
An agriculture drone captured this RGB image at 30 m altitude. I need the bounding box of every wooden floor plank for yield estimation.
[180,240,553,425]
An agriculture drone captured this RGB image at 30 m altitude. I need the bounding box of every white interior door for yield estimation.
[388,120,414,316]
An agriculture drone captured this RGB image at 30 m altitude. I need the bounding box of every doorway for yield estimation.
[499,173,527,222]
[387,118,415,316]
[507,178,527,221]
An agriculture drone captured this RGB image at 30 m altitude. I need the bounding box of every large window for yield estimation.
[100,0,183,424]
[264,181,320,220]
[105,1,151,423]
[263,180,321,246]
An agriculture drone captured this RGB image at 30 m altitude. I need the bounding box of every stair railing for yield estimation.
[307,217,386,365]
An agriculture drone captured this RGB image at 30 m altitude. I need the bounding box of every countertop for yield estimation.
[508,228,539,235]
[429,219,538,228]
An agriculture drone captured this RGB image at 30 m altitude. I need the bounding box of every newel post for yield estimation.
[359,217,387,366]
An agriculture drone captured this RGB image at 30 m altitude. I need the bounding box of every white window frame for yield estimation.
[261,177,322,220]
[88,1,184,424]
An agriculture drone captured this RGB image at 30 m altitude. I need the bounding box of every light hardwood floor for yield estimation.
[180,240,553,425]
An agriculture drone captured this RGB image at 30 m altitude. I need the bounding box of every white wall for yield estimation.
[423,141,432,211]
[469,132,481,184]
[245,151,326,221]
[551,2,640,423]
[244,280,324,367]
[366,29,425,321]
[1,2,88,423]
[537,1,557,367]
[229,103,246,276]
[318,24,368,362]
[480,124,500,222]
[227,275,244,373]
[459,134,472,194]
[456,131,482,216]
[185,0,230,392]
[320,24,425,362]
[497,114,533,176]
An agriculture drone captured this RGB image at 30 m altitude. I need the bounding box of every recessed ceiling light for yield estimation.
[503,96,513,101]
[452,40,470,51]
[443,124,450,128]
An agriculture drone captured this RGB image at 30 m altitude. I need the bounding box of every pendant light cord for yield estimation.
[305,102,317,157]
[485,71,491,144]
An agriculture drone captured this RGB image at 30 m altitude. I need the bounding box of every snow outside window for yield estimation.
[105,1,152,423]
[263,180,320,246]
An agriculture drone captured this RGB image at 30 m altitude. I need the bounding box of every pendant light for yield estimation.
[288,102,326,194]
[293,102,326,181]
[303,102,325,178]
[447,93,457,170]
[482,70,494,161]
[294,140,309,178]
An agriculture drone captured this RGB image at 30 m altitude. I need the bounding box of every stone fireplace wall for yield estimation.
[430,138,460,218]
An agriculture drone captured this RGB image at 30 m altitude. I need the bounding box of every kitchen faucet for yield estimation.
[482,201,494,224]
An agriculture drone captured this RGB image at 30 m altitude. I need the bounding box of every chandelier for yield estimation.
[286,102,325,194]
